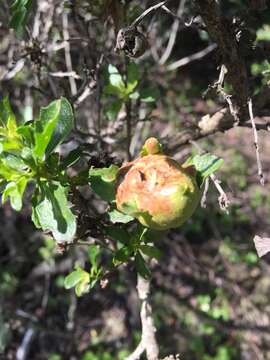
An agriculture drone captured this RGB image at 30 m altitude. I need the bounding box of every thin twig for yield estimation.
[215,64,239,124]
[48,71,81,79]
[124,58,132,160]
[201,177,209,208]
[73,54,104,108]
[159,0,186,65]
[62,11,77,96]
[239,122,270,131]
[16,328,36,360]
[209,173,230,213]
[132,1,168,27]
[167,43,217,71]
[248,98,265,186]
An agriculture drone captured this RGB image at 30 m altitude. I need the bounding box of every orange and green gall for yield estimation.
[116,138,201,230]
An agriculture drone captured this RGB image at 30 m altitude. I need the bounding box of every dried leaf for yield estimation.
[253,235,270,257]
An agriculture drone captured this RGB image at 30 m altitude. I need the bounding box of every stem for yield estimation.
[126,100,132,161]
[124,57,132,161]
[126,274,159,360]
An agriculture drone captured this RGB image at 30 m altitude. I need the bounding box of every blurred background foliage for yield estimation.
[1,0,270,359]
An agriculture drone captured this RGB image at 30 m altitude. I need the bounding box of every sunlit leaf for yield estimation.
[184,153,224,187]
[108,209,134,224]
[64,266,90,296]
[89,165,119,202]
[108,64,125,93]
[34,97,73,160]
[2,177,27,211]
[32,181,76,243]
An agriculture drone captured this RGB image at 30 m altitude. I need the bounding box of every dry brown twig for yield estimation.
[214,64,240,125]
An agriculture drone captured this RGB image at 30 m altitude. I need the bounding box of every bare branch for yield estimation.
[125,274,159,360]
[62,11,77,96]
[125,340,145,360]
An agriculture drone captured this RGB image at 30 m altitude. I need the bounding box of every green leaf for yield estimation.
[17,124,34,147]
[257,24,270,41]
[113,246,131,265]
[184,153,224,187]
[64,266,90,296]
[0,97,17,132]
[33,97,73,160]
[9,0,32,37]
[104,225,130,244]
[108,209,134,224]
[33,181,76,243]
[0,98,22,152]
[135,252,151,279]
[140,245,162,260]
[107,64,125,93]
[45,153,60,173]
[194,154,223,186]
[129,91,140,100]
[45,98,74,156]
[90,165,119,182]
[104,84,121,96]
[0,160,18,181]
[75,280,90,297]
[126,62,139,94]
[105,99,123,121]
[89,165,119,202]
[64,268,84,288]
[88,245,100,271]
[1,153,27,172]
[2,177,27,211]
[139,88,159,103]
